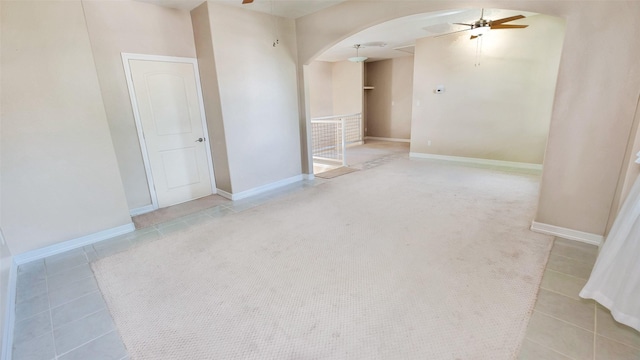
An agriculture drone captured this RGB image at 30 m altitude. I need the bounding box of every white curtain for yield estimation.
[580,172,640,332]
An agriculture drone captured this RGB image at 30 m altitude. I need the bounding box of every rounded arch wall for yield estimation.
[296,1,640,240]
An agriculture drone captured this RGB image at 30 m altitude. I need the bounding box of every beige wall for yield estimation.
[308,61,334,118]
[410,14,564,164]
[534,2,640,235]
[191,3,232,192]
[1,1,131,254]
[83,0,198,210]
[0,0,7,349]
[308,60,363,118]
[606,94,640,234]
[296,1,640,237]
[365,57,414,139]
[332,61,363,116]
[206,2,302,193]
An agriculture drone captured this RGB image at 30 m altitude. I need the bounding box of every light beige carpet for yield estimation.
[93,158,553,360]
[315,166,360,179]
[345,140,409,166]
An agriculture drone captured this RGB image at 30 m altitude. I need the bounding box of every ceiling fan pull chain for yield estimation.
[478,36,483,66]
[474,36,485,66]
[475,37,480,66]
[271,1,279,47]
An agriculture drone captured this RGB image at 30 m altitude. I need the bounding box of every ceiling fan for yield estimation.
[442,9,529,39]
[242,0,253,4]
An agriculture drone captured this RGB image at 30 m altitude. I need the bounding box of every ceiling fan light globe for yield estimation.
[348,56,368,62]
[470,26,490,37]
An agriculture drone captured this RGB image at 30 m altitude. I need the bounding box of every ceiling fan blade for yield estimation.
[490,24,529,29]
[435,28,472,37]
[470,35,479,40]
[490,15,525,24]
[242,0,253,4]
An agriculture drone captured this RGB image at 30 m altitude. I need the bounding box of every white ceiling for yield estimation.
[315,8,536,62]
[224,0,346,19]
[137,0,347,18]
[136,1,534,63]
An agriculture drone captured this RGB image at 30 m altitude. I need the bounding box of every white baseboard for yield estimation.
[129,204,155,216]
[409,152,543,171]
[13,223,136,265]
[217,175,304,201]
[216,188,233,200]
[530,221,603,246]
[304,173,315,181]
[1,261,17,360]
[365,136,410,143]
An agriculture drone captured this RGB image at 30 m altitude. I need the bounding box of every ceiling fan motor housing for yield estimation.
[473,19,490,29]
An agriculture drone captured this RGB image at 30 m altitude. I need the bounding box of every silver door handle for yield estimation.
[195,138,205,143]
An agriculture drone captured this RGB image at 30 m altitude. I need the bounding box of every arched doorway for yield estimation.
[304,8,565,176]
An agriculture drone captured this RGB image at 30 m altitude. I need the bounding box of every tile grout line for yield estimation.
[550,249,598,263]
[593,303,597,360]
[48,289,101,314]
[538,286,588,303]
[549,251,597,265]
[597,332,640,351]
[47,277,98,304]
[532,308,596,334]
[83,247,90,263]
[50,300,105,333]
[43,262,59,360]
[544,267,591,282]
[524,337,578,360]
[55,330,118,359]
[543,264,640,352]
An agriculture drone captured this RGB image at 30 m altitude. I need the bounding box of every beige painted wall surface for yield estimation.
[535,2,640,235]
[83,1,198,210]
[410,14,564,164]
[0,0,7,350]
[605,94,640,234]
[296,1,640,236]
[0,7,7,329]
[191,3,232,192]
[308,61,334,118]
[1,1,131,254]
[366,57,414,139]
[207,3,302,193]
[332,61,363,116]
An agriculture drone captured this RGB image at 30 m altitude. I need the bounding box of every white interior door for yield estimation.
[127,58,214,208]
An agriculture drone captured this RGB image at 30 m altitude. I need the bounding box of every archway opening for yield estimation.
[304,8,566,174]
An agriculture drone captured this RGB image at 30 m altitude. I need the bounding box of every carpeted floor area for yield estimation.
[93,158,553,360]
[344,140,409,166]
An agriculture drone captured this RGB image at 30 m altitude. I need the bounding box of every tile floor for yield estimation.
[519,238,640,360]
[11,174,640,359]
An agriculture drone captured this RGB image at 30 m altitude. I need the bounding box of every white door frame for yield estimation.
[121,53,217,211]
